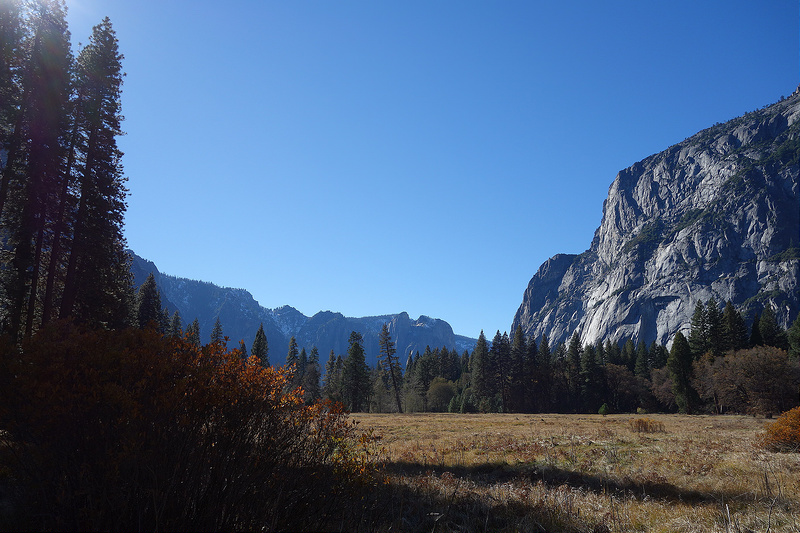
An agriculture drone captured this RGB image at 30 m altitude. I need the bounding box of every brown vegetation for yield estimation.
[0,323,376,531]
[355,412,800,532]
[760,407,800,453]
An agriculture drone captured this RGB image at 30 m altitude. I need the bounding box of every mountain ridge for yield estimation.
[129,252,477,366]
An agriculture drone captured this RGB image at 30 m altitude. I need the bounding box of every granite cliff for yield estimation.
[513,88,800,347]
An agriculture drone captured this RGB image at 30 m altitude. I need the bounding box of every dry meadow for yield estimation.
[352,413,800,532]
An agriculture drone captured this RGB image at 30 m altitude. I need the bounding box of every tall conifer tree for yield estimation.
[378,323,403,413]
[251,322,269,366]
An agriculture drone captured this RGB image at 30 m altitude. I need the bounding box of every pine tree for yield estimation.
[135,273,162,330]
[301,346,322,404]
[688,301,708,358]
[342,331,370,412]
[509,326,527,412]
[788,313,800,361]
[58,17,129,329]
[566,332,583,411]
[238,339,248,360]
[759,306,788,349]
[210,316,223,345]
[323,349,340,402]
[2,0,72,340]
[286,336,299,367]
[705,297,724,357]
[621,338,636,370]
[749,312,763,347]
[251,322,269,366]
[470,331,491,406]
[667,331,698,413]
[378,323,403,413]
[489,331,511,411]
[634,341,650,378]
[580,343,604,412]
[169,310,182,338]
[186,318,200,346]
[722,300,748,353]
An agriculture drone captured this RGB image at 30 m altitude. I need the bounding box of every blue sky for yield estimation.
[65,1,798,338]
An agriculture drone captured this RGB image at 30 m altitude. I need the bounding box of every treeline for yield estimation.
[192,295,798,416]
[0,1,131,341]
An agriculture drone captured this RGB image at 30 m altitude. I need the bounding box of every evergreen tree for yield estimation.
[509,326,527,412]
[566,332,583,411]
[470,331,491,405]
[489,331,511,411]
[749,312,763,347]
[621,338,636,370]
[301,346,322,404]
[342,331,370,412]
[759,306,788,349]
[58,17,129,330]
[285,336,300,388]
[538,334,551,363]
[169,310,182,338]
[649,341,669,369]
[667,331,698,413]
[251,322,269,366]
[688,301,708,358]
[705,297,724,357]
[634,341,650,378]
[523,334,540,412]
[186,318,200,346]
[322,349,341,402]
[722,300,749,353]
[238,339,248,360]
[210,316,223,344]
[413,347,437,411]
[580,343,604,412]
[2,0,72,340]
[788,312,800,360]
[135,273,162,330]
[378,323,403,413]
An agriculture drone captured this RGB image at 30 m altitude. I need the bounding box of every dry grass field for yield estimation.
[352,413,800,533]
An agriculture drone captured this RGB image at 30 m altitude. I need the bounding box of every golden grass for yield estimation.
[352,413,800,532]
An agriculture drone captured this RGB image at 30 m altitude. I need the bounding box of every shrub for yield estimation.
[0,322,374,531]
[629,417,665,433]
[598,403,609,416]
[759,406,800,453]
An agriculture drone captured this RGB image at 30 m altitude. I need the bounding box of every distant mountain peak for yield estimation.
[128,251,476,365]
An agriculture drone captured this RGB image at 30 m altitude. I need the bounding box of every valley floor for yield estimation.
[351,412,800,532]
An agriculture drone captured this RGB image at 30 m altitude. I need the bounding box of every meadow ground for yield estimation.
[352,412,800,533]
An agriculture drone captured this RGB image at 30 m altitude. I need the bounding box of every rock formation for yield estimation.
[513,88,800,347]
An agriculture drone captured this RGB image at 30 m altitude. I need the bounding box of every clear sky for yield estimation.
[65,1,798,338]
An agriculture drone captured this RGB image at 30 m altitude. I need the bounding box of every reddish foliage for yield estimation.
[0,322,375,531]
[759,406,800,453]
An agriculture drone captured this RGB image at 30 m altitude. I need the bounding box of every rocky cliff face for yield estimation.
[513,88,800,347]
[130,252,475,366]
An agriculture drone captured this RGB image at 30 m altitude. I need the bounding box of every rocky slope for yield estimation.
[513,88,800,347]
[130,252,475,367]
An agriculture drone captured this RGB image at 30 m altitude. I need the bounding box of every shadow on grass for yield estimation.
[382,458,785,508]
[362,472,594,533]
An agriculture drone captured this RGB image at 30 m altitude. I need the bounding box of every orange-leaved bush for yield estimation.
[758,406,800,453]
[0,322,376,531]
